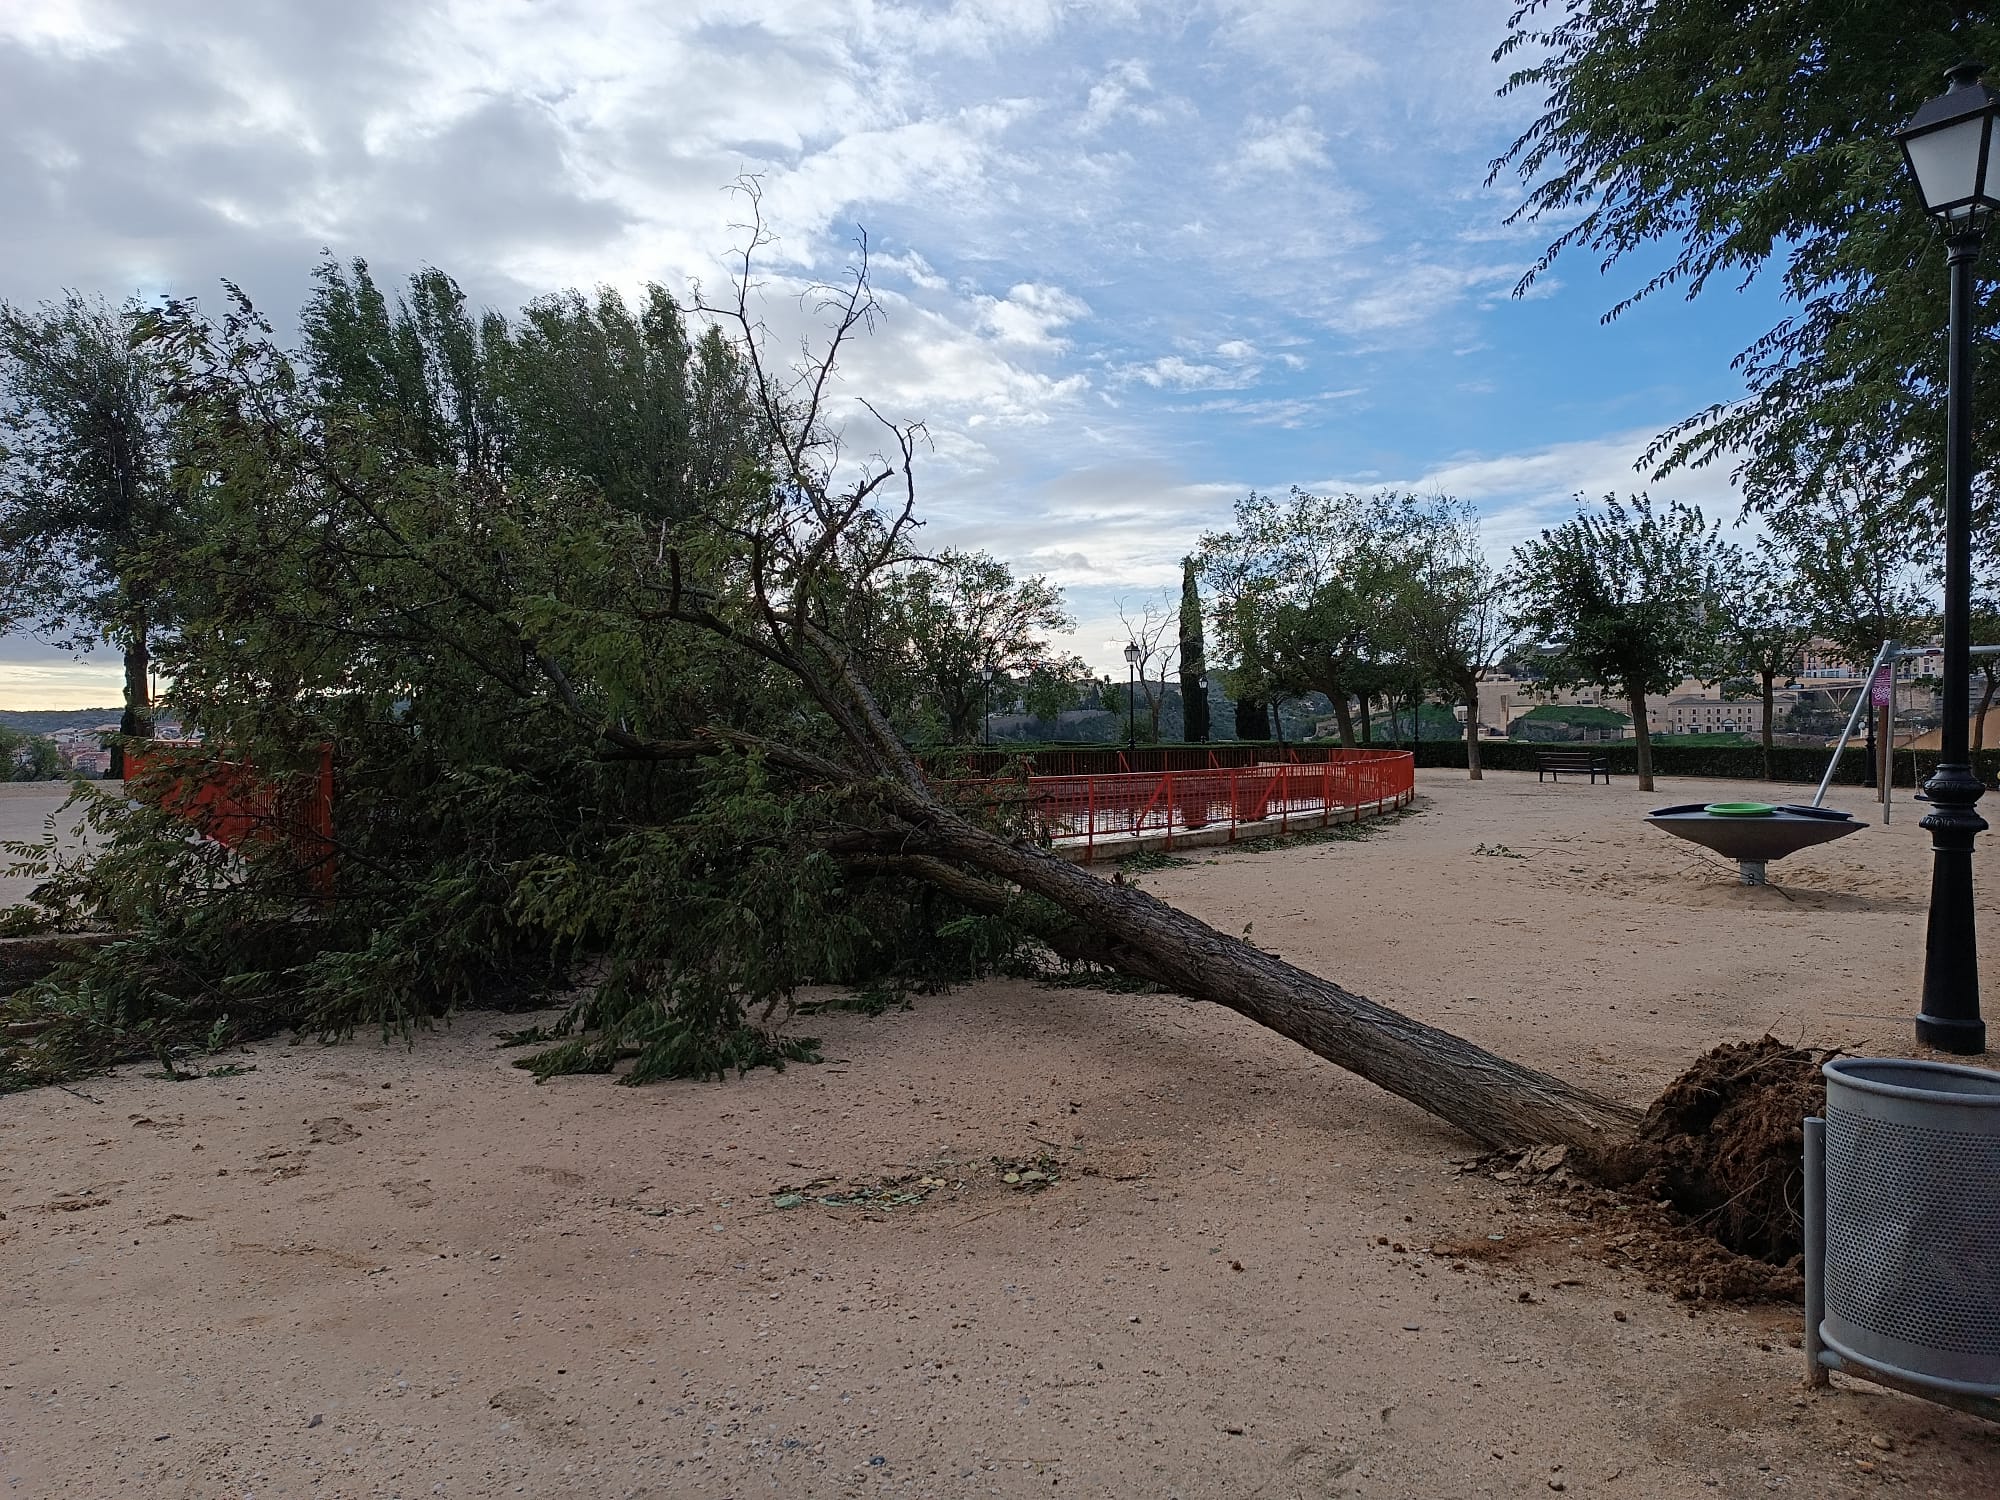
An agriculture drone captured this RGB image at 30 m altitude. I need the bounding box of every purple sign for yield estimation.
[1871,670,1893,707]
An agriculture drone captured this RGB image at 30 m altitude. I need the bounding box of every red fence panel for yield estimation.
[984,749,1413,861]
[125,741,336,895]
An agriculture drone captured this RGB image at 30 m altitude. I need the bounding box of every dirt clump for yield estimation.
[1598,1036,1826,1265]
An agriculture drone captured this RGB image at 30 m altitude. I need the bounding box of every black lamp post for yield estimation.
[1895,60,2000,1054]
[1123,641,1140,752]
[980,662,994,747]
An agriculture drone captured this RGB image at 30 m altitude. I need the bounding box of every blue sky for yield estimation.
[0,0,1789,705]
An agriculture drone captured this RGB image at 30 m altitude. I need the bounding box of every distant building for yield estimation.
[1657,694,1788,736]
[1801,636,1944,684]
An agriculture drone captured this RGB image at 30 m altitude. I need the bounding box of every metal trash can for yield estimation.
[1819,1057,2000,1396]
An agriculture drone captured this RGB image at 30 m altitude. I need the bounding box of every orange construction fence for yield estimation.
[984,749,1415,861]
[123,741,336,895]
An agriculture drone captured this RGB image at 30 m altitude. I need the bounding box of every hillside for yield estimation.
[0,709,123,737]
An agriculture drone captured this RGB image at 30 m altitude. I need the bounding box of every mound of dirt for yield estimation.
[1600,1037,1826,1265]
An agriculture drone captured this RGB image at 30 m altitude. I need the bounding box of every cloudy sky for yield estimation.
[0,0,1783,707]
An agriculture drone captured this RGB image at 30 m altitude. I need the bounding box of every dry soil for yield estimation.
[3,769,2000,1499]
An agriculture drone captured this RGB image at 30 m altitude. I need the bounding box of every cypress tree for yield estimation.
[1178,557,1209,742]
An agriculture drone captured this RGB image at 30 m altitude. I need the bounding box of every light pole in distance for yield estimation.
[1123,641,1140,753]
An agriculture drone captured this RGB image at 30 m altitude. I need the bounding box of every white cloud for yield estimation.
[1335,427,1757,560]
[1080,58,1163,134]
[1176,387,1365,427]
[0,659,126,710]
[0,0,1768,696]
[976,281,1091,350]
[1234,106,1329,175]
[1120,355,1236,390]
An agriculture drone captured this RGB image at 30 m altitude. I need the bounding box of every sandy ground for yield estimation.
[4,769,2000,1499]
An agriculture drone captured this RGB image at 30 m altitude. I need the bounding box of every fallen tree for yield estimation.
[12,203,1696,1181]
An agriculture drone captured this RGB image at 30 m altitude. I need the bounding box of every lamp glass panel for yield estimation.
[1906,114,1990,212]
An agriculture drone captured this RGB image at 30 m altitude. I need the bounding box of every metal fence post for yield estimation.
[1803,1115,1830,1387]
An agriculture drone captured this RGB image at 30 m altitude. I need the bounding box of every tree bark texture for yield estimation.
[1462,680,1483,780]
[1331,695,1355,749]
[1760,670,1776,780]
[905,806,1642,1154]
[1626,683,1654,792]
[111,611,152,780]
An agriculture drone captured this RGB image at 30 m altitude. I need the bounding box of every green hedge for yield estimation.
[932,742,1338,777]
[1415,739,2000,787]
[928,737,2000,788]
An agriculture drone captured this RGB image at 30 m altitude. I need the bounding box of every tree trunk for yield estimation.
[1331,696,1355,749]
[1463,681,1482,780]
[1358,696,1373,746]
[111,612,152,780]
[1627,684,1654,792]
[1181,667,1208,743]
[1975,671,1997,755]
[907,811,1641,1153]
[1760,670,1776,781]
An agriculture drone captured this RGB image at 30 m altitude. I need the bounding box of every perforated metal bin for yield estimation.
[1810,1057,2000,1400]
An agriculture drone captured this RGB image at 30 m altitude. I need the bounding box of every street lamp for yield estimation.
[980,662,994,747]
[1895,60,2000,1054]
[1123,641,1140,752]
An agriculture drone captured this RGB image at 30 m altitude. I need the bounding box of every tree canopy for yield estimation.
[880,549,1076,745]
[0,294,183,767]
[1383,494,1508,776]
[1712,542,1817,776]
[1492,3,1999,540]
[1199,488,1411,749]
[1177,558,1210,743]
[1507,494,1731,789]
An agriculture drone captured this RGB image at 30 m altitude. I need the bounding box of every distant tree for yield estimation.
[1774,469,1936,671]
[1201,488,1406,748]
[1178,557,1209,743]
[1002,657,1089,732]
[885,551,1075,744]
[1507,494,1729,792]
[1386,494,1507,779]
[301,257,761,524]
[1711,544,1816,779]
[1763,468,1936,780]
[1116,592,1179,743]
[0,727,62,780]
[1225,593,1272,741]
[1965,597,2000,755]
[0,293,183,775]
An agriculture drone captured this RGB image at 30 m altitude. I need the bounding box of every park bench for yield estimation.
[1536,749,1611,784]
